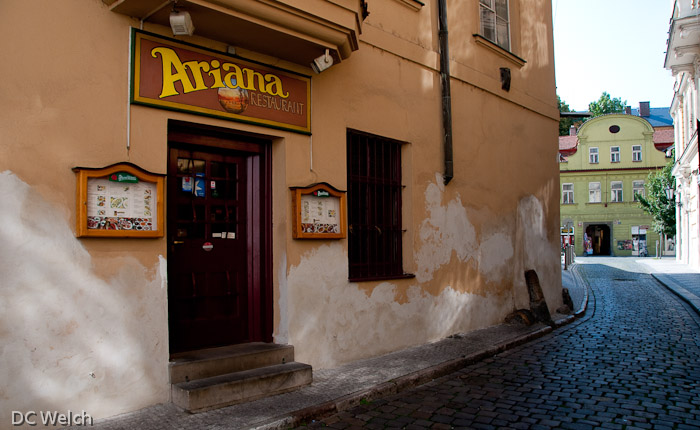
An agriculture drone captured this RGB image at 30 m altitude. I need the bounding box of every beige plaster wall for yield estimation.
[0,0,561,420]
[279,1,562,368]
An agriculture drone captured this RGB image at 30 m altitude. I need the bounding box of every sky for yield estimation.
[552,0,676,112]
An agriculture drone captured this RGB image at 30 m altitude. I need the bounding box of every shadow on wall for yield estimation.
[0,171,169,424]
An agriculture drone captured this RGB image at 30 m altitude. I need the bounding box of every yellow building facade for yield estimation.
[560,112,672,257]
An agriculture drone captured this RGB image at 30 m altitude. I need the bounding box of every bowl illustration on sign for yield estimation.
[218,78,249,114]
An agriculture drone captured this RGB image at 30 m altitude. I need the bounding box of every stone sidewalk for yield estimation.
[637,257,700,315]
[72,266,589,430]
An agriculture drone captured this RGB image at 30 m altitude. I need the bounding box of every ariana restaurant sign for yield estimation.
[131,30,311,134]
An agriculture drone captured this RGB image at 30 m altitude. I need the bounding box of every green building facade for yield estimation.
[559,112,672,257]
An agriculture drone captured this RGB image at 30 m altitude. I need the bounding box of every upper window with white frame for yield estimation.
[611,181,623,202]
[479,0,510,51]
[562,183,574,204]
[610,146,620,163]
[589,147,599,164]
[632,145,642,162]
[589,182,601,203]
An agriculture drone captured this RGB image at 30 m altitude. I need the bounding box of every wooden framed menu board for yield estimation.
[291,183,346,239]
[73,163,164,238]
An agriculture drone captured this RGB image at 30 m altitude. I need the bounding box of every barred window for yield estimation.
[347,130,411,281]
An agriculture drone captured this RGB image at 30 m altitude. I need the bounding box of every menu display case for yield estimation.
[291,183,346,239]
[73,163,164,238]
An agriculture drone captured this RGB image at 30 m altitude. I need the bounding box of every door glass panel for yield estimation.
[210,161,227,178]
[211,205,228,222]
[176,203,205,221]
[177,158,205,175]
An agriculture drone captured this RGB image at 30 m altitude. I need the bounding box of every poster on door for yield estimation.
[86,178,157,231]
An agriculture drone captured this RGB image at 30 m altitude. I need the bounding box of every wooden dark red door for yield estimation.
[167,147,251,353]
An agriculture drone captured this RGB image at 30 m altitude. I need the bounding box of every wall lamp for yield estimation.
[665,186,682,208]
[311,49,334,74]
[170,2,194,36]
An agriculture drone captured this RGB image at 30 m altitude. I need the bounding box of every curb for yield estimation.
[570,263,589,319]
[254,326,553,430]
[651,273,700,316]
[255,277,592,430]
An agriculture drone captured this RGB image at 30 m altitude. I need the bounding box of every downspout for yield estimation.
[438,0,453,185]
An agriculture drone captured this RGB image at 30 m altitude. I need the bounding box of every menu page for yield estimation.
[300,195,340,234]
[86,178,157,231]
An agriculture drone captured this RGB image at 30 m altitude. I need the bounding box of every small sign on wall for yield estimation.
[291,183,346,239]
[73,162,164,238]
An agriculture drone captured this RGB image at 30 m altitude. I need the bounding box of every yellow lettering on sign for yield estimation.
[150,46,290,99]
[151,47,196,98]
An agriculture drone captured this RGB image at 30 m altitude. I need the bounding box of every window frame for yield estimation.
[589,147,599,164]
[611,181,623,203]
[479,0,510,51]
[633,180,645,202]
[610,146,620,163]
[346,129,412,282]
[589,181,601,203]
[562,183,574,204]
[632,145,642,162]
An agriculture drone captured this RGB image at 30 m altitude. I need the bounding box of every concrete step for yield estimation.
[171,361,313,413]
[169,342,296,384]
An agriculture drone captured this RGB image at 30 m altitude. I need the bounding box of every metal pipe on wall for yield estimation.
[438,0,453,185]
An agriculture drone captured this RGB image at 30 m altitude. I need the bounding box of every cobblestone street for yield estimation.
[293,258,700,430]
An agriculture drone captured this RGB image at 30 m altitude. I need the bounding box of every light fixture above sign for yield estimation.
[170,9,194,36]
[311,49,334,74]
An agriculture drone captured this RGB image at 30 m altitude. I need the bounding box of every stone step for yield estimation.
[171,361,313,413]
[169,342,296,384]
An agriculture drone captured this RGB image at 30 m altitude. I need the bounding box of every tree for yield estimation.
[558,96,574,136]
[558,96,586,136]
[588,92,627,117]
[637,161,676,237]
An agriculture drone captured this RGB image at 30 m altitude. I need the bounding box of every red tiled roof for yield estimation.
[653,128,674,151]
[559,135,578,155]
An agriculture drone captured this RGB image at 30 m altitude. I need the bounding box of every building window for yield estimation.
[479,0,510,51]
[633,180,645,202]
[610,146,620,163]
[589,147,599,164]
[589,182,601,203]
[611,181,623,202]
[632,145,642,162]
[347,130,408,281]
[562,183,574,204]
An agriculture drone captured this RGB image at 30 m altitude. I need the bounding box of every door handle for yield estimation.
[173,240,185,245]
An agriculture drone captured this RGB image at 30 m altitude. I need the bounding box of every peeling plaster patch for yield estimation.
[159,255,167,289]
[513,194,562,312]
[416,173,477,282]
[274,253,289,345]
[478,231,514,283]
[517,195,547,270]
[0,171,169,422]
[286,244,510,369]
